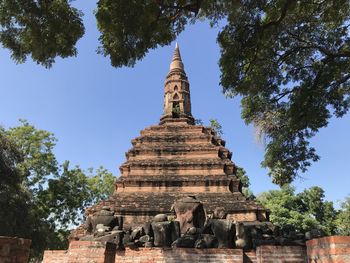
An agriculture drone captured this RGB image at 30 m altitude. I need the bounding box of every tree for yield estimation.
[297,186,337,235]
[218,0,350,185]
[6,119,58,193]
[40,161,92,229]
[335,196,350,236]
[235,167,255,200]
[1,120,115,261]
[0,0,84,68]
[209,118,224,136]
[257,185,337,235]
[0,127,30,237]
[41,163,116,229]
[87,167,115,204]
[3,1,350,185]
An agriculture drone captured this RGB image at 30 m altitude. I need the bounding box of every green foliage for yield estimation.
[0,120,115,260]
[40,161,91,228]
[236,167,250,188]
[235,167,255,200]
[39,164,115,230]
[0,127,22,187]
[297,186,337,235]
[0,0,84,68]
[0,127,30,237]
[209,118,223,136]
[95,0,197,67]
[6,119,58,193]
[257,185,337,235]
[335,196,350,236]
[87,167,115,203]
[218,1,350,185]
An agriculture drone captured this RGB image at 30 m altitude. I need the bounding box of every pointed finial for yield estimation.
[170,42,184,71]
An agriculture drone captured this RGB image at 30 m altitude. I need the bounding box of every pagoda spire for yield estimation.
[169,43,184,71]
[160,43,194,125]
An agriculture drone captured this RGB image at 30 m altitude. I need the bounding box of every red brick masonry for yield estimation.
[0,236,31,263]
[256,245,306,263]
[306,236,350,263]
[43,241,243,263]
[43,236,350,263]
[43,241,307,263]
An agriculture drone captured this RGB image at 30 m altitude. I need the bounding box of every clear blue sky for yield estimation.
[0,1,349,206]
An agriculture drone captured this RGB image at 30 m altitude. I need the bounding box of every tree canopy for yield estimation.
[2,1,350,185]
[257,185,337,235]
[219,0,350,185]
[0,0,84,67]
[0,126,30,238]
[335,196,350,236]
[0,121,115,261]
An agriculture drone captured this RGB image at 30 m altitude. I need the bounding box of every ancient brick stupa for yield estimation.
[44,44,311,263]
[72,43,267,237]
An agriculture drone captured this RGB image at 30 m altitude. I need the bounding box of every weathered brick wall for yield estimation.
[256,245,306,263]
[116,247,243,263]
[306,236,350,263]
[42,251,68,263]
[43,241,243,263]
[43,241,113,263]
[43,236,350,263]
[0,236,31,263]
[43,241,313,263]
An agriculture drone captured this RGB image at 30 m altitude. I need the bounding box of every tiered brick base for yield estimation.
[78,122,267,235]
[0,236,31,263]
[306,236,350,263]
[42,241,310,263]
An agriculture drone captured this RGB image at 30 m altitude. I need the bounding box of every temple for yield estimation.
[43,44,315,263]
[74,43,267,234]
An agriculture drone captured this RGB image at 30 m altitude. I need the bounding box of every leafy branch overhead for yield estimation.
[218,0,350,185]
[2,1,350,185]
[0,0,84,68]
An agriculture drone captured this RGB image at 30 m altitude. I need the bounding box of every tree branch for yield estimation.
[260,0,295,29]
[154,0,202,15]
[287,30,350,58]
[271,88,296,103]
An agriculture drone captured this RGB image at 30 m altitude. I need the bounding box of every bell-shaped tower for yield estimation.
[160,43,194,125]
